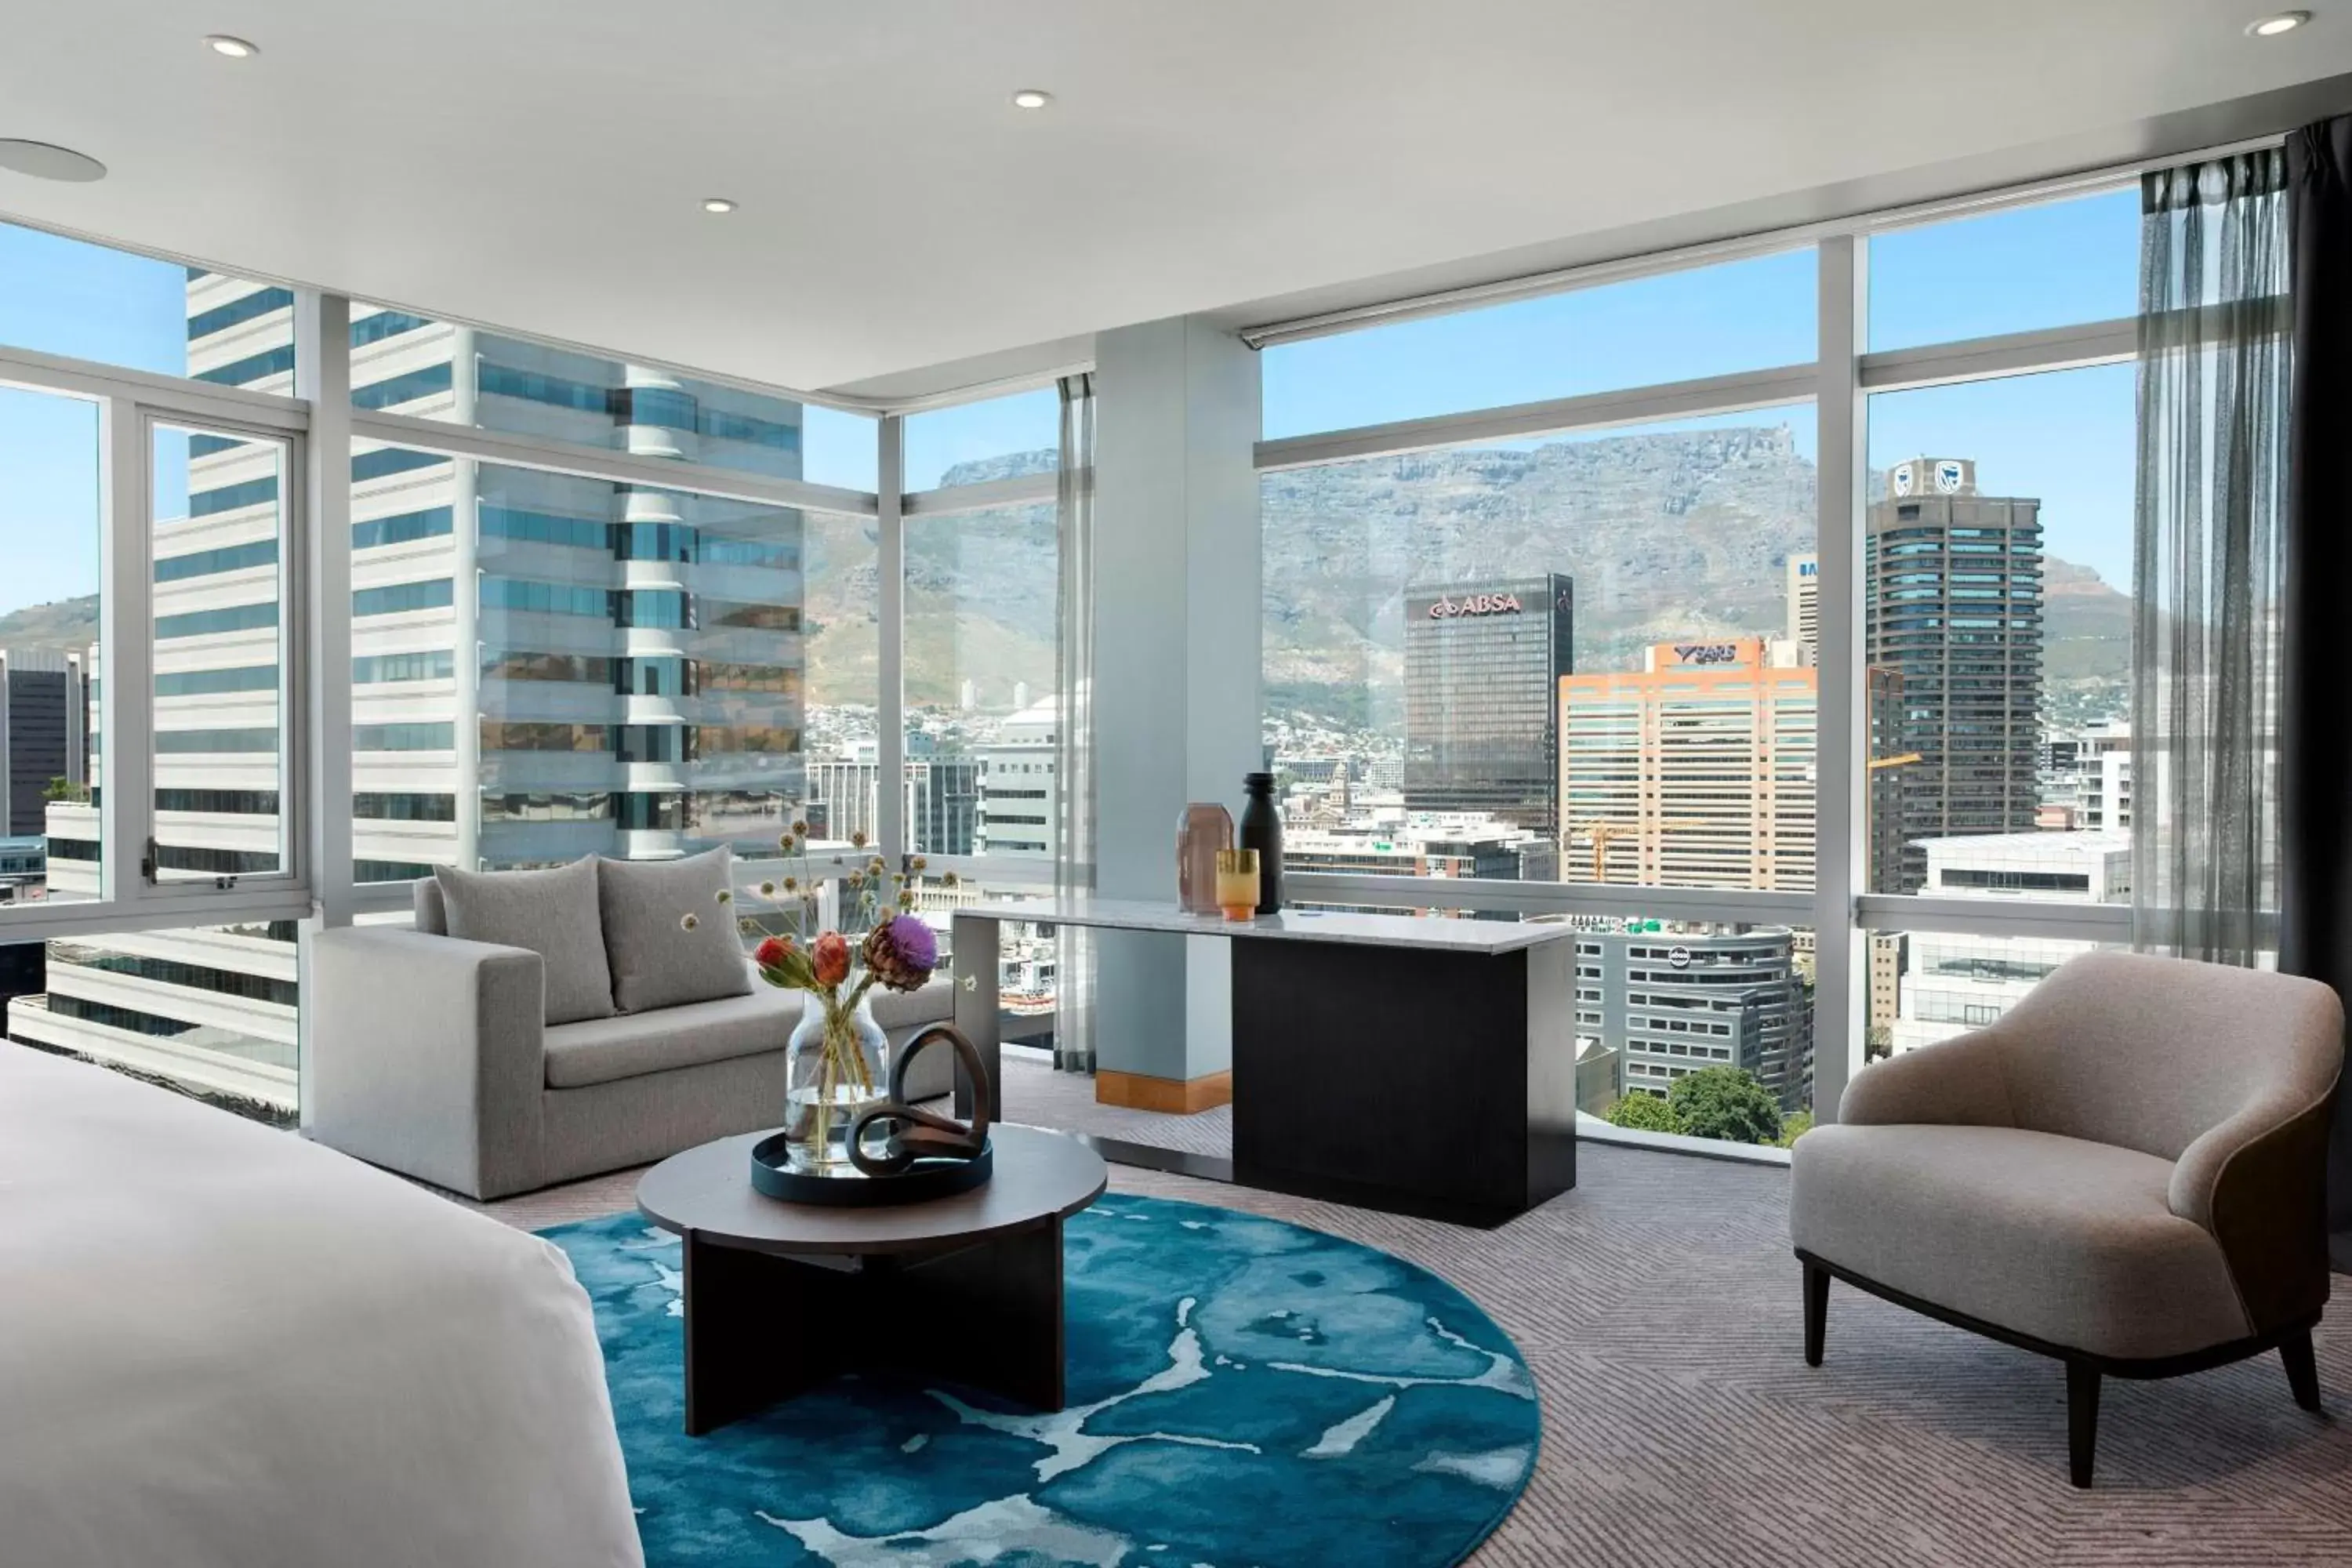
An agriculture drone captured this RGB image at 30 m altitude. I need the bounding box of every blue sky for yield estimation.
[1261,188,2142,589]
[0,187,2141,617]
[904,387,1062,491]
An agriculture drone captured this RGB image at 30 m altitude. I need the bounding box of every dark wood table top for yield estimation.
[636,1123,1107,1257]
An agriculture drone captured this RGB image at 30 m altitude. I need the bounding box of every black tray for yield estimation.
[748,1132,993,1207]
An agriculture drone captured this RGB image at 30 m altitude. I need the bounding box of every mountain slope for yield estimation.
[797,427,2132,735]
[0,593,99,660]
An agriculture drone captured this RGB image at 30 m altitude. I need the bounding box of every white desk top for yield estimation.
[953,895,1577,954]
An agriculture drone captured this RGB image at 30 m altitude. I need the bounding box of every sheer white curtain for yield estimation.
[2132,150,2291,964]
[1053,372,1098,1071]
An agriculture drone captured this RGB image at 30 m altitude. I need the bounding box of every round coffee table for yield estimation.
[637,1123,1107,1434]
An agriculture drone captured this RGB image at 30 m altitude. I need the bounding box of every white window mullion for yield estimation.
[96,394,153,915]
[1810,234,1867,1125]
[876,414,906,864]
[296,292,354,928]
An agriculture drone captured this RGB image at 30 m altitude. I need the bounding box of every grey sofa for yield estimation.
[310,877,956,1200]
[1791,950,2342,1486]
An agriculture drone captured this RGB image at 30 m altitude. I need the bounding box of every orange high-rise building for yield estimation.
[1558,637,1817,891]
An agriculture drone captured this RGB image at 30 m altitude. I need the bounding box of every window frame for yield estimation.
[0,343,314,941]
[1242,157,2290,1130]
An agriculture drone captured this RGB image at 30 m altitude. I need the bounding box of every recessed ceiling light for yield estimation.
[204,34,260,58]
[1011,89,1053,110]
[702,197,737,215]
[0,140,107,183]
[2246,11,2310,34]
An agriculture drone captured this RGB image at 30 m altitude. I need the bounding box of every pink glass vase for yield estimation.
[1177,803,1234,914]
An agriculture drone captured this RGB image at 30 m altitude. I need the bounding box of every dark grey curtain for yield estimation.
[2280,118,2352,1261]
[1053,372,1097,1073]
[2130,150,2289,964]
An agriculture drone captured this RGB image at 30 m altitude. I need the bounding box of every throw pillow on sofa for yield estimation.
[434,856,617,1025]
[597,847,757,1014]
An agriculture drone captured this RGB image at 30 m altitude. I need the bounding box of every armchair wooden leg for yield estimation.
[1802,1258,1828,1368]
[2280,1327,2322,1414]
[2066,1361,2100,1489]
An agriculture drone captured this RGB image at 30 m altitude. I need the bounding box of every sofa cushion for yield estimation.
[434,857,615,1025]
[597,848,756,1014]
[1790,1123,2252,1361]
[544,978,804,1090]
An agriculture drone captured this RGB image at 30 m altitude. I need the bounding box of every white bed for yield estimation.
[0,1045,644,1568]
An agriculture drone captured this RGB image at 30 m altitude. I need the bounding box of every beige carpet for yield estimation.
[477,1076,2352,1568]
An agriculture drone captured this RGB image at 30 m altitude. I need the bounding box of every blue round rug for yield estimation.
[543,1192,1539,1566]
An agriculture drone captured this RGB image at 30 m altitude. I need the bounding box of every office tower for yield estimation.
[1557,637,1817,891]
[977,698,1059,857]
[71,273,811,881]
[1865,664,1908,893]
[1864,457,2043,891]
[806,744,981,856]
[0,648,85,837]
[1403,575,1573,842]
[1866,930,1906,1057]
[1787,553,1819,657]
[12,276,814,1113]
[1571,924,1813,1110]
[2041,720,2132,832]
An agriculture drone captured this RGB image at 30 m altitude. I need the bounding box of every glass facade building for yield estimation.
[10,275,822,1114]
[1402,574,1574,842]
[1864,459,2045,891]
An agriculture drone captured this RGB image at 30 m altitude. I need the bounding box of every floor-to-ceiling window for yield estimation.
[0,143,2281,1151]
[1251,165,2284,1152]
[1258,250,1824,1145]
[1855,188,2173,1068]
[0,223,310,1120]
[0,216,911,1123]
[896,388,1069,1051]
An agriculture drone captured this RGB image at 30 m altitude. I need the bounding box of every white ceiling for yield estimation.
[2,2,2348,401]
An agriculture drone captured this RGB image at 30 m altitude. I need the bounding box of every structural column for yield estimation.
[1088,316,1261,1105]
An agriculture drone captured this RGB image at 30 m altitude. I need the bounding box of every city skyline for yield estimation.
[0,192,2151,1136]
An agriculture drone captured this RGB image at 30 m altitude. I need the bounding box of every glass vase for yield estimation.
[782,992,889,1176]
[1177,802,1233,914]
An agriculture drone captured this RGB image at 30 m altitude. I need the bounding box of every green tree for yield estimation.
[1604,1090,1682,1134]
[1665,1065,1785,1145]
[1776,1109,1816,1148]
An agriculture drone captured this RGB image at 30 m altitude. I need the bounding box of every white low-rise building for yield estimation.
[1891,829,2129,1053]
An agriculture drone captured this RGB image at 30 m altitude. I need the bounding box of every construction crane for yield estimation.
[1563,818,1708,884]
[1868,752,1923,771]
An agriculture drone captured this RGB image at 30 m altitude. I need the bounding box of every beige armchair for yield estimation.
[1791,950,2342,1486]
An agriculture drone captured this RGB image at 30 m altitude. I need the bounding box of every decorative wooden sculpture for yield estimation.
[848,1024,993,1178]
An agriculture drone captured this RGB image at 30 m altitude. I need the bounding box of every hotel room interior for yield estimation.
[4,5,2352,1565]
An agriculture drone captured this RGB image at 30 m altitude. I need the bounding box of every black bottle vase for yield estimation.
[1237,771,1283,914]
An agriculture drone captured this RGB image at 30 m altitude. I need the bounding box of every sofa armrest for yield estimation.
[2168,1075,2340,1331]
[307,927,547,1200]
[1838,1028,2015,1127]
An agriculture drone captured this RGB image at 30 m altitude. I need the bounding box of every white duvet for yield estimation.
[0,1046,644,1568]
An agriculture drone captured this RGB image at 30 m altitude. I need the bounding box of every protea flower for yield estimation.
[750,933,817,992]
[861,914,937,992]
[811,931,851,989]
